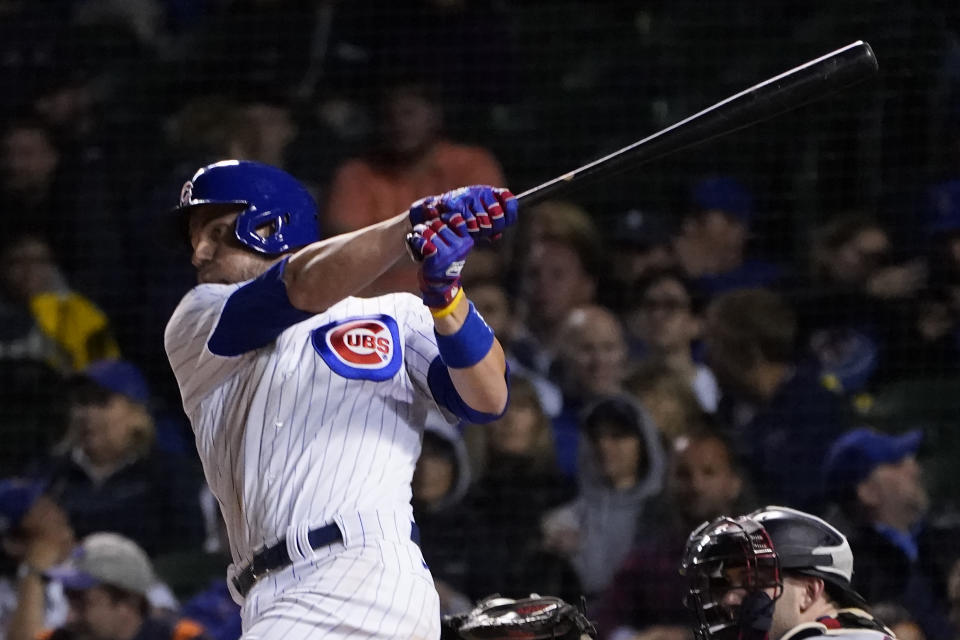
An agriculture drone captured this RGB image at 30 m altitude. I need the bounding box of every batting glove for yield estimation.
[409,186,518,240]
[406,217,474,310]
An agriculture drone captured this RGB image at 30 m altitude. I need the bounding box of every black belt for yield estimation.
[233,521,421,597]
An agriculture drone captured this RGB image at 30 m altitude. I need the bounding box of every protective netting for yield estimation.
[2,2,960,639]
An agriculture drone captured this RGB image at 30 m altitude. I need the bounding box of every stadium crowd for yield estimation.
[3,1,960,640]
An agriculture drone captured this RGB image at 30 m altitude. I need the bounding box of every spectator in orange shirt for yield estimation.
[324,78,506,293]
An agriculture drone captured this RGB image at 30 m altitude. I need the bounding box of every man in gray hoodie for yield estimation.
[542,395,666,598]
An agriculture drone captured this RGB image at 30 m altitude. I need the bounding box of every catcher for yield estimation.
[441,594,597,640]
[680,505,896,640]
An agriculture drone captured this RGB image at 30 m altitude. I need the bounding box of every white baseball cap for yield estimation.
[47,532,156,597]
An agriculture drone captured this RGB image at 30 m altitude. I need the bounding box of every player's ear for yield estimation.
[798,576,825,611]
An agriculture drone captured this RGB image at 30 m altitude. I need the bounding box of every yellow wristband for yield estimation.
[430,287,465,319]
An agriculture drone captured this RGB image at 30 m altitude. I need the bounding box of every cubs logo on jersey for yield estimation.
[311,314,402,381]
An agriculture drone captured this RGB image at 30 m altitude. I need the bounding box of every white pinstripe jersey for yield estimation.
[164,282,452,568]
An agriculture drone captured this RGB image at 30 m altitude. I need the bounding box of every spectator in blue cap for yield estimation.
[823,427,960,639]
[673,176,783,297]
[37,360,205,557]
[0,478,74,640]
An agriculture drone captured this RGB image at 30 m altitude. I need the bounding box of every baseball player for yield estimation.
[163,160,517,639]
[680,506,896,640]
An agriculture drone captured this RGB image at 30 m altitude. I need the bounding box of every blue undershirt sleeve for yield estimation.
[207,258,314,357]
[427,357,510,424]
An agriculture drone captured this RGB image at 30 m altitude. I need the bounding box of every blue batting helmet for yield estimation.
[177,160,319,255]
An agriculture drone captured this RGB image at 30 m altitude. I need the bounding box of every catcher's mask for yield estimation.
[680,515,783,640]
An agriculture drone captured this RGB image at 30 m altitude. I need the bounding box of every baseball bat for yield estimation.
[514,40,878,207]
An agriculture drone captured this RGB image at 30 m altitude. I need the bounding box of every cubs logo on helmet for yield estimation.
[311,315,402,381]
[180,180,193,207]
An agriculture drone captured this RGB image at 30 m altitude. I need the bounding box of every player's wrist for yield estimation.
[429,287,465,320]
[434,300,494,368]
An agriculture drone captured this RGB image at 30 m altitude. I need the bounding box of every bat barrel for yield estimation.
[515,41,878,207]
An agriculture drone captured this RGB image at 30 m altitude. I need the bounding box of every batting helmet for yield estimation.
[176,160,319,255]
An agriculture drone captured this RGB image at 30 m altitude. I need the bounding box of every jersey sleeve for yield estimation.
[399,297,457,424]
[164,259,312,412]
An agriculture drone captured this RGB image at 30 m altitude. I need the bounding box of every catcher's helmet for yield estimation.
[176,160,319,255]
[748,506,866,609]
[681,514,782,640]
[681,506,867,640]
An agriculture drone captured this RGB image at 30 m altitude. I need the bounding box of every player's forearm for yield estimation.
[435,295,509,414]
[283,212,410,312]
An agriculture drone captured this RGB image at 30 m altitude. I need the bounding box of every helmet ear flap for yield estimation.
[234,207,299,254]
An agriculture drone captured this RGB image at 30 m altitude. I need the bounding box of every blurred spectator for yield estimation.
[673,176,783,296]
[623,269,718,412]
[705,288,853,510]
[625,361,709,441]
[326,78,506,232]
[810,213,923,298]
[462,376,575,600]
[464,275,562,418]
[178,581,240,640]
[0,233,121,373]
[0,359,65,477]
[550,305,630,477]
[324,79,506,293]
[541,395,666,598]
[412,422,474,616]
[70,0,165,49]
[39,360,205,556]
[870,603,927,640]
[0,117,124,307]
[0,479,74,640]
[949,557,960,634]
[878,181,960,379]
[226,94,299,169]
[1,118,59,209]
[822,427,960,639]
[798,213,927,390]
[604,208,676,312]
[924,180,960,287]
[593,429,750,640]
[512,201,602,377]
[0,5,60,116]
[41,533,208,640]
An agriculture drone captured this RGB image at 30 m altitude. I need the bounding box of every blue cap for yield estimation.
[0,478,45,536]
[691,177,753,223]
[923,180,960,236]
[823,428,923,497]
[83,360,151,406]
